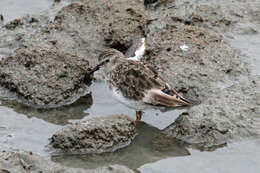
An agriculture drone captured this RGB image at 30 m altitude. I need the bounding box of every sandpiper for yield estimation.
[98,38,193,121]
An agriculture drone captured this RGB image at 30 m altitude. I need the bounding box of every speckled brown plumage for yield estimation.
[108,59,182,102]
[108,60,162,101]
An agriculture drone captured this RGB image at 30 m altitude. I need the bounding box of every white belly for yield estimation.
[109,84,149,111]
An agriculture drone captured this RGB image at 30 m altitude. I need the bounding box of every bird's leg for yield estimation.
[135,110,143,123]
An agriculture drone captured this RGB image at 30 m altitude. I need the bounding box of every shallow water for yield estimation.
[1,82,260,171]
[85,83,186,130]
[0,0,81,26]
[139,139,260,173]
[0,82,188,168]
[0,105,60,155]
[0,0,53,23]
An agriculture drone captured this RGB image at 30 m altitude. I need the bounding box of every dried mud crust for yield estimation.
[145,22,249,101]
[80,0,147,51]
[0,150,135,173]
[161,77,260,150]
[49,115,136,154]
[0,45,92,108]
[52,0,146,61]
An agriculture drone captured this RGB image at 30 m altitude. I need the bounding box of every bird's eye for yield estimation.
[105,59,110,63]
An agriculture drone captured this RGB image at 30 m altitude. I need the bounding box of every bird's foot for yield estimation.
[135,110,143,124]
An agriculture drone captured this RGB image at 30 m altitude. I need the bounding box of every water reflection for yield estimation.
[52,122,190,170]
[0,93,93,125]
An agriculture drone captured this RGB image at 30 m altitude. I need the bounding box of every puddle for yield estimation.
[0,82,188,169]
[0,0,53,23]
[0,106,60,155]
[139,139,260,173]
[0,0,80,24]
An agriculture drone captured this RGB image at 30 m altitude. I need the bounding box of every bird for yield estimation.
[98,38,194,122]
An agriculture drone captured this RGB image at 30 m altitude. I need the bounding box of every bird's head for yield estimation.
[98,48,125,73]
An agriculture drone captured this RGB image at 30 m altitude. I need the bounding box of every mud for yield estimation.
[45,0,146,66]
[145,0,260,35]
[78,0,146,51]
[0,45,92,108]
[162,76,260,150]
[0,0,259,171]
[0,150,134,173]
[0,0,147,106]
[139,139,260,173]
[145,22,249,101]
[144,0,260,149]
[49,115,136,154]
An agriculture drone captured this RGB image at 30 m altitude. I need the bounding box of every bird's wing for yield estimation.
[108,60,164,101]
[109,60,192,107]
[143,88,191,107]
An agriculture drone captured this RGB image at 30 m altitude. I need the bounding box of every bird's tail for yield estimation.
[143,88,199,107]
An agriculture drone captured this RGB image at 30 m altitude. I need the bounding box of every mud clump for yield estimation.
[79,0,147,51]
[0,45,92,108]
[145,22,249,101]
[0,0,148,83]
[0,150,134,173]
[49,115,136,154]
[145,0,259,149]
[0,0,147,100]
[53,0,146,64]
[161,77,260,150]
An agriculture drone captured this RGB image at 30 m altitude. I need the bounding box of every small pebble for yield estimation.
[180,44,189,51]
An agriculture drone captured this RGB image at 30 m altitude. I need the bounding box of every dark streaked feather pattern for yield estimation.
[108,59,190,106]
